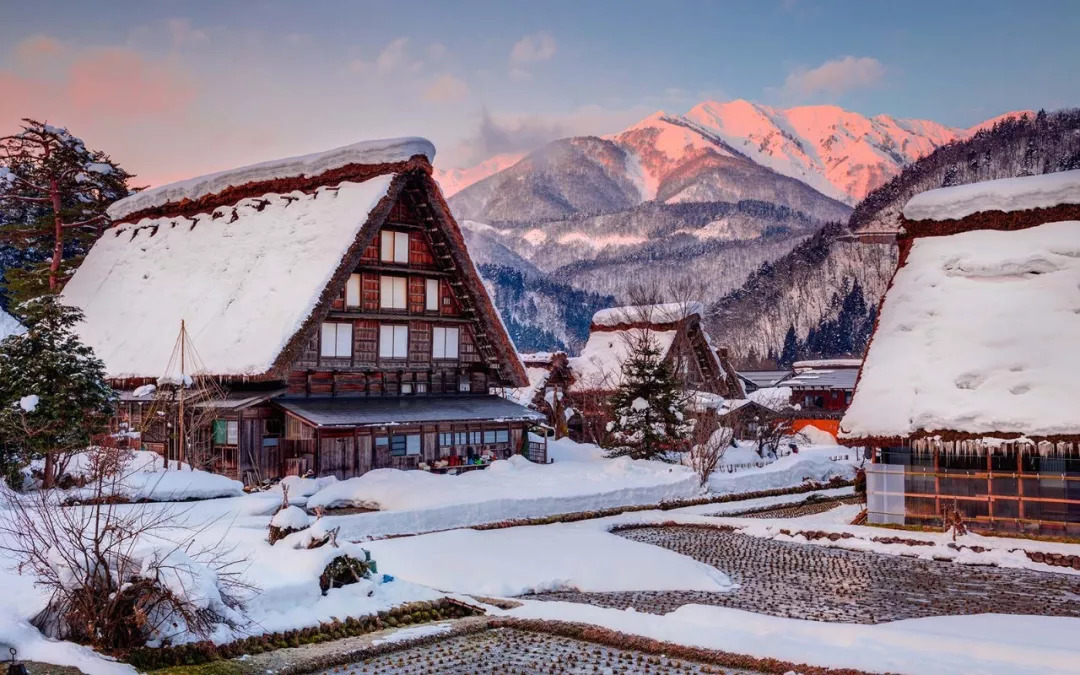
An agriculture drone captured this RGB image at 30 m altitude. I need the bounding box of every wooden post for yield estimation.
[178,320,186,470]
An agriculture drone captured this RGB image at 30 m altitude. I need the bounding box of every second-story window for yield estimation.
[379,324,409,359]
[425,278,439,311]
[320,322,353,358]
[346,273,361,307]
[380,230,410,264]
[432,326,460,359]
[380,275,407,310]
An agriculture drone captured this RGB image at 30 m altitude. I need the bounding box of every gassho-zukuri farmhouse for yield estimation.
[60,137,545,484]
[839,169,1080,535]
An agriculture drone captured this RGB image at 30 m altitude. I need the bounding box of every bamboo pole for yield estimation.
[179,320,186,470]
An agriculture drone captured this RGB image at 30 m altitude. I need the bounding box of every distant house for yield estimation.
[500,351,575,438]
[62,137,543,483]
[736,369,793,394]
[784,359,860,438]
[839,169,1080,534]
[565,303,744,443]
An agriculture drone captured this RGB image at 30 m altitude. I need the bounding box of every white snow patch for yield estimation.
[17,395,38,413]
[366,522,732,596]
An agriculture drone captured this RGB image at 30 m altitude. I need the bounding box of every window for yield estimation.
[346,273,361,307]
[390,434,421,457]
[390,435,406,456]
[415,382,428,393]
[458,374,471,392]
[495,429,509,443]
[380,276,407,309]
[379,324,408,358]
[470,431,481,445]
[483,430,496,444]
[375,436,388,448]
[321,322,353,358]
[401,382,413,395]
[426,279,439,311]
[226,420,238,445]
[439,433,453,447]
[432,326,460,359]
[455,432,466,446]
[380,230,410,264]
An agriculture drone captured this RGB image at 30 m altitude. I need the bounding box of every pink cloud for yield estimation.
[67,47,195,118]
[783,56,886,97]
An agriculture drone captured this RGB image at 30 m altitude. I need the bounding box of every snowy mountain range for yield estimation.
[437,100,1029,354]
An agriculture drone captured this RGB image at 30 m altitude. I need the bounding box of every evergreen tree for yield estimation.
[0,119,132,304]
[605,332,692,461]
[0,296,115,487]
[778,326,799,367]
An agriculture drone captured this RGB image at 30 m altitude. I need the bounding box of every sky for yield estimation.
[1,0,1078,186]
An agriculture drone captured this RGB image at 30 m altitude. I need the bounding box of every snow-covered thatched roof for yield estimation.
[107,137,435,221]
[840,220,1080,443]
[569,329,679,392]
[591,302,705,328]
[63,135,527,386]
[64,175,397,379]
[903,169,1080,222]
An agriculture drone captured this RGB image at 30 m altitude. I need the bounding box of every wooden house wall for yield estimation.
[289,192,494,397]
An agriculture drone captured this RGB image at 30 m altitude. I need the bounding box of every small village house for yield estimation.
[735,369,793,395]
[565,303,744,444]
[786,359,860,438]
[61,137,544,483]
[839,169,1080,534]
[499,351,575,438]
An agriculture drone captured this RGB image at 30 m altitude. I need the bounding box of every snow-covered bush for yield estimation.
[685,424,734,488]
[268,485,310,545]
[0,447,250,650]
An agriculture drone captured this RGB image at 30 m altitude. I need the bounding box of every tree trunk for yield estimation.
[43,452,55,489]
[49,178,63,293]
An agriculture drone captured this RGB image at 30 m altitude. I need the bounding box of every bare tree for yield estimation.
[0,443,250,650]
[685,417,733,488]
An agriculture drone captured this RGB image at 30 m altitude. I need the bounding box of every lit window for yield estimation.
[380,230,410,264]
[433,326,460,359]
[379,324,409,358]
[380,276,407,309]
[415,382,428,393]
[346,273,361,307]
[401,382,413,395]
[226,420,238,445]
[426,279,439,311]
[320,322,353,358]
[458,374,471,392]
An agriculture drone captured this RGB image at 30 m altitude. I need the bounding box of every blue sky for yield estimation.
[2,0,1077,183]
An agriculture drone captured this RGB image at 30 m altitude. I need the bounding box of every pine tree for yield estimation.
[778,326,799,367]
[0,295,115,487]
[604,332,692,461]
[0,119,132,304]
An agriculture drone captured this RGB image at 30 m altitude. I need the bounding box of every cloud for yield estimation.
[427,43,448,61]
[424,73,469,103]
[376,37,411,74]
[14,35,65,65]
[454,104,650,165]
[510,31,557,64]
[0,37,196,125]
[781,56,886,97]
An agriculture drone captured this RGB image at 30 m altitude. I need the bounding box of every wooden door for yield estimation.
[357,433,373,475]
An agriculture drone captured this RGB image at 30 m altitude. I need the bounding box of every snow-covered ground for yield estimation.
[52,450,245,502]
[366,522,733,596]
[27,438,1077,674]
[503,601,1080,675]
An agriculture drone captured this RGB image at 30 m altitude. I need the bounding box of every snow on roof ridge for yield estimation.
[903,169,1080,222]
[591,302,705,327]
[793,358,862,372]
[109,136,435,221]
